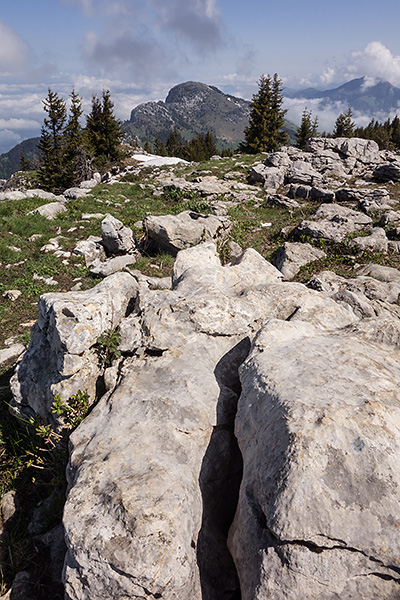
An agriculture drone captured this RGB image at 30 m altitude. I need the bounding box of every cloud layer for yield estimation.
[64,0,224,80]
[0,21,32,75]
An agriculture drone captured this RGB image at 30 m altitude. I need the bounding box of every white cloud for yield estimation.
[349,42,400,86]
[82,30,177,80]
[72,0,225,81]
[320,67,336,86]
[0,118,41,130]
[0,21,32,74]
[0,129,21,147]
[284,95,400,134]
[312,42,400,89]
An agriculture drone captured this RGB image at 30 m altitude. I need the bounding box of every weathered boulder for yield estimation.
[306,137,381,165]
[229,317,400,600]
[248,165,285,192]
[265,194,300,209]
[287,183,311,199]
[10,272,138,424]
[79,173,101,189]
[144,211,232,254]
[73,236,106,267]
[335,187,392,211]
[28,202,67,220]
[192,176,232,196]
[373,161,400,182]
[63,188,88,199]
[295,204,372,243]
[264,150,293,169]
[285,160,323,186]
[309,186,335,203]
[350,227,388,253]
[307,268,400,306]
[101,214,139,255]
[0,344,25,368]
[273,242,326,280]
[89,254,139,277]
[380,210,400,227]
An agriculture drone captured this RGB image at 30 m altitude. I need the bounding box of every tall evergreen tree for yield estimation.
[153,137,167,156]
[204,130,218,157]
[166,128,184,157]
[333,108,355,138]
[38,89,67,191]
[86,90,123,168]
[63,89,88,186]
[295,107,318,149]
[241,74,288,153]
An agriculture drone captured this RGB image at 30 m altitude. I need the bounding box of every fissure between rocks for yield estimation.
[196,337,251,600]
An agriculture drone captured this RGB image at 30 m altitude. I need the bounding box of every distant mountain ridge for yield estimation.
[285,76,400,114]
[2,77,400,180]
[0,137,39,180]
[123,81,297,150]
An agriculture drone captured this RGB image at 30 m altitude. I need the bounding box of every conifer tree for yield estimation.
[241,74,288,153]
[204,130,218,157]
[86,90,123,168]
[63,89,88,186]
[166,128,184,157]
[38,89,67,191]
[20,152,31,171]
[333,108,355,138]
[153,137,167,156]
[295,107,318,149]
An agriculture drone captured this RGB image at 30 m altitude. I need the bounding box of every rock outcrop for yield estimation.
[12,236,400,599]
[6,136,400,600]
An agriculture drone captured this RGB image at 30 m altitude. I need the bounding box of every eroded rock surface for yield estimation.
[229,318,400,599]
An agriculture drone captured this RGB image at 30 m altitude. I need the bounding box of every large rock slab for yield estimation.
[229,318,400,599]
[373,161,400,182]
[295,204,372,243]
[306,137,381,164]
[144,210,232,254]
[350,227,388,253]
[285,160,323,186]
[28,202,67,220]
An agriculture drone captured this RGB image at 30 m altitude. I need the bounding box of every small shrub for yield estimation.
[51,390,90,429]
[97,328,121,367]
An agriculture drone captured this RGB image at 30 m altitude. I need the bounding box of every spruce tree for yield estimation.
[295,107,318,149]
[205,131,218,157]
[166,128,184,157]
[241,74,288,153]
[38,89,67,191]
[153,137,167,156]
[333,108,355,138]
[64,89,88,186]
[86,90,123,168]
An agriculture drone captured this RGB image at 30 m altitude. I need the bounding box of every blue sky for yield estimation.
[1,0,400,153]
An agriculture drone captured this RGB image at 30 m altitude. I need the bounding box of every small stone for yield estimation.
[3,290,22,301]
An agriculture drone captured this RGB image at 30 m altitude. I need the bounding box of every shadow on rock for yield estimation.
[197,337,251,600]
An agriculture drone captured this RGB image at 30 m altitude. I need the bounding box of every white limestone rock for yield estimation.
[101,214,139,255]
[229,318,400,599]
[62,243,356,600]
[273,242,326,280]
[295,204,372,243]
[10,272,139,424]
[144,211,232,254]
